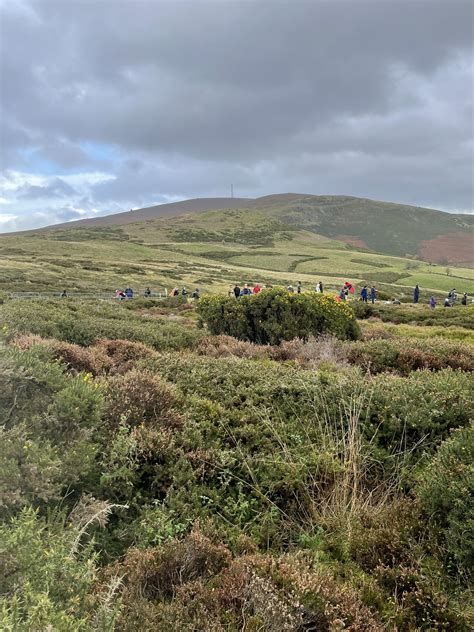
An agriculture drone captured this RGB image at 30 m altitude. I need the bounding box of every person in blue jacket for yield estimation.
[414,284,420,303]
[125,287,133,299]
[360,286,368,302]
[370,286,376,304]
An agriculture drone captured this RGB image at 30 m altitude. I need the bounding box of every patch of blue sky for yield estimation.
[80,141,121,163]
[18,148,60,176]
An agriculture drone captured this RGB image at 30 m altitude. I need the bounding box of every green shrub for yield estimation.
[103,369,181,430]
[354,302,474,329]
[0,347,104,511]
[0,504,122,630]
[346,337,474,375]
[367,369,473,464]
[115,540,385,631]
[197,288,360,344]
[1,299,203,351]
[416,423,474,575]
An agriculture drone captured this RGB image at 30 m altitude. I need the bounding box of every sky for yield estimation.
[0,0,473,232]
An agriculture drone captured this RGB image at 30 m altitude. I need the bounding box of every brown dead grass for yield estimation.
[419,232,474,265]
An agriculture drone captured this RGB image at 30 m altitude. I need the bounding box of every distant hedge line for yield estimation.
[197,288,360,344]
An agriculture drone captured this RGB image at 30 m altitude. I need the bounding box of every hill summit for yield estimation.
[20,193,473,264]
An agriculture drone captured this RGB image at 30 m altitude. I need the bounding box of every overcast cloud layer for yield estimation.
[0,0,473,231]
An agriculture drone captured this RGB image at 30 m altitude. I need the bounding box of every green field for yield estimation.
[1,208,473,301]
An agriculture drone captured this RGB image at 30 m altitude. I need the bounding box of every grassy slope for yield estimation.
[0,207,473,297]
[249,194,474,261]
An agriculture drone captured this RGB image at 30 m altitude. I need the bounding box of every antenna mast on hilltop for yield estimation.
[230,183,234,198]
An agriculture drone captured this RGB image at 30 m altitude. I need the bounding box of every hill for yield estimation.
[1,206,473,299]
[12,193,471,265]
[11,197,252,233]
[247,194,474,264]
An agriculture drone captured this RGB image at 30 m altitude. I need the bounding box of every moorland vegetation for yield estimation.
[0,290,473,630]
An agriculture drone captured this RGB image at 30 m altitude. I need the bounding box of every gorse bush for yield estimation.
[354,302,474,329]
[197,287,361,344]
[346,337,474,374]
[0,346,104,511]
[0,502,123,630]
[1,299,203,350]
[416,423,474,576]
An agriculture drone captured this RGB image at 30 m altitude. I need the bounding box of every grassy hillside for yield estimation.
[249,194,474,263]
[10,193,472,265]
[1,207,473,299]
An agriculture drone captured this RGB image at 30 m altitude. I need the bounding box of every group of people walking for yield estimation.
[170,287,200,300]
[61,280,470,308]
[414,284,470,309]
[114,287,134,299]
[113,286,200,300]
[231,281,326,297]
[231,283,262,297]
[425,287,470,309]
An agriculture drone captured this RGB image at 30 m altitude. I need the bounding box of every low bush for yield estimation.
[416,423,473,576]
[0,346,104,510]
[196,334,269,359]
[0,504,122,630]
[196,334,349,368]
[1,299,203,351]
[146,353,473,476]
[197,288,361,344]
[114,533,386,632]
[95,338,158,373]
[361,321,474,344]
[11,335,159,376]
[354,302,474,329]
[274,334,349,367]
[367,369,473,462]
[103,369,181,430]
[346,337,474,375]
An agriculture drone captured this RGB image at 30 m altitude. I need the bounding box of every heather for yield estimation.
[0,296,472,630]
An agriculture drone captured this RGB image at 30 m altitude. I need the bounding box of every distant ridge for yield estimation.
[14,197,253,233]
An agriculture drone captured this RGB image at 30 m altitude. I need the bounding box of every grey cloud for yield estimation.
[0,0,472,229]
[53,207,86,222]
[30,140,91,170]
[18,177,77,200]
